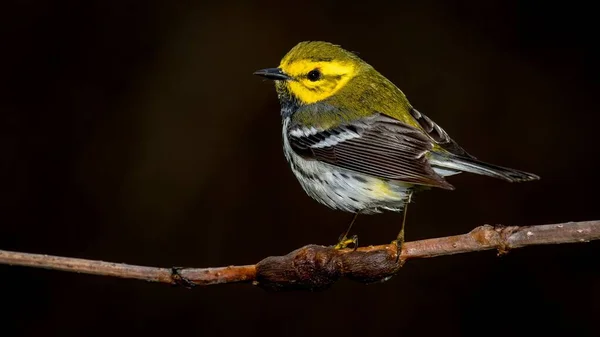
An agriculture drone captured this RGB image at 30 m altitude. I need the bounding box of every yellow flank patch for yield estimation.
[279,60,357,104]
[369,180,398,199]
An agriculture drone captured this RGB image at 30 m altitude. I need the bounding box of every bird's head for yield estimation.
[254,41,367,107]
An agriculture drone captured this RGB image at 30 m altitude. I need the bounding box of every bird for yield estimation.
[253,41,539,251]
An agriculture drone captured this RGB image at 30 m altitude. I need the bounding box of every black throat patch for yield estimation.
[276,83,301,118]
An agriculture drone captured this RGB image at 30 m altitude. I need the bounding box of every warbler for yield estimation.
[254,41,539,250]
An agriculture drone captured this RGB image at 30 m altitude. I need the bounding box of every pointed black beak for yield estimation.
[253,68,291,81]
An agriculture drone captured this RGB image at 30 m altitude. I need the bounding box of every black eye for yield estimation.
[307,69,321,81]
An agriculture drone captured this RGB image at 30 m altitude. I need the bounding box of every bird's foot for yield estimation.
[334,234,358,250]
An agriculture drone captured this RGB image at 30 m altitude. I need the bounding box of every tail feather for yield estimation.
[429,152,540,183]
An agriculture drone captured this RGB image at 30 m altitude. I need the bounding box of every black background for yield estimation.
[2,1,598,336]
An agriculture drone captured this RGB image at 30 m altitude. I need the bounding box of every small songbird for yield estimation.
[254,41,539,250]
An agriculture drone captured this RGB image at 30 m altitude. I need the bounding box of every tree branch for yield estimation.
[1,220,598,291]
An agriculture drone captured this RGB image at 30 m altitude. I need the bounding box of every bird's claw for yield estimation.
[334,234,359,250]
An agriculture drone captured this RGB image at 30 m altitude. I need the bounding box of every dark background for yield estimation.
[1,1,598,336]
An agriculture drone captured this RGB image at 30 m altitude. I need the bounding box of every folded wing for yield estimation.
[287,113,455,190]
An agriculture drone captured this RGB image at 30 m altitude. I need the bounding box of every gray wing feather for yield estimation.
[408,108,475,158]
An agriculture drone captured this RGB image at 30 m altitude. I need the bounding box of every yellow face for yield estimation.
[279,59,358,104]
